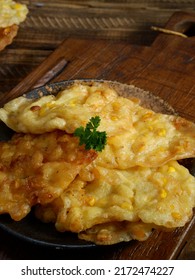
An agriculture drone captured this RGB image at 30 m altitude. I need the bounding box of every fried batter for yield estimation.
[0,81,195,245]
[0,131,97,221]
[36,161,195,237]
[0,0,28,51]
[0,24,18,51]
[1,82,195,168]
[79,221,153,245]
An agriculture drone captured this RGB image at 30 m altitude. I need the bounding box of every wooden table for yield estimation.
[0,0,195,260]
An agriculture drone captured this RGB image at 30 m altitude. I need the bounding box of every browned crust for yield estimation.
[0,24,19,51]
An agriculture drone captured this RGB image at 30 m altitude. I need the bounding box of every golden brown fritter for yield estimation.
[0,130,97,221]
[79,221,153,245]
[1,82,195,168]
[35,161,195,240]
[0,1,28,51]
[0,25,18,51]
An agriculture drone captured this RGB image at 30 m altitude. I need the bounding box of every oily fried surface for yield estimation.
[96,111,195,168]
[0,81,195,245]
[78,221,153,245]
[0,131,97,221]
[35,161,195,238]
[0,1,28,28]
[0,82,118,134]
[0,1,28,51]
[0,25,18,51]
[0,82,195,168]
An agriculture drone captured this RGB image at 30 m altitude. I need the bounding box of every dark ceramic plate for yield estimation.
[0,79,194,249]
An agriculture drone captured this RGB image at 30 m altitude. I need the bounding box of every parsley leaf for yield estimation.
[74,116,107,152]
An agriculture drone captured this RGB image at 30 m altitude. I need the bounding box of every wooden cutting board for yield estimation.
[0,11,195,260]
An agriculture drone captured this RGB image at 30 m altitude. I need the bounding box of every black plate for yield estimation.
[0,212,95,249]
[0,79,194,249]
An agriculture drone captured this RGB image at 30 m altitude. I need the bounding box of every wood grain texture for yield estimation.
[0,0,195,95]
[0,10,194,260]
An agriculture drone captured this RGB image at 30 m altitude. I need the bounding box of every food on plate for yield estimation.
[0,130,97,220]
[0,82,119,134]
[78,221,153,245]
[0,82,195,168]
[35,161,195,244]
[0,80,195,245]
[0,0,28,51]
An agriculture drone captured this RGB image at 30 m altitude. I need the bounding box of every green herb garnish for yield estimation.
[74,116,107,152]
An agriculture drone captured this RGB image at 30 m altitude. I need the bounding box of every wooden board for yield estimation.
[0,11,195,260]
[1,0,195,96]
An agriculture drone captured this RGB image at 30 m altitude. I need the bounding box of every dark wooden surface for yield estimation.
[1,0,195,96]
[0,1,195,260]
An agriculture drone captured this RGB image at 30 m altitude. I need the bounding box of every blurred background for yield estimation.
[0,0,195,95]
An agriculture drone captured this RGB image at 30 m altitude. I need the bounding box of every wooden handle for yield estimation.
[0,55,68,106]
[152,11,195,48]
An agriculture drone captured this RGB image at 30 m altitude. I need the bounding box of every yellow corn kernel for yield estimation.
[171,212,182,220]
[132,142,145,153]
[14,3,23,10]
[112,102,120,111]
[138,145,145,152]
[45,102,54,108]
[158,129,166,136]
[142,112,153,120]
[148,126,154,131]
[87,197,95,206]
[170,204,175,210]
[121,202,133,210]
[94,90,102,95]
[68,100,77,107]
[157,147,165,152]
[168,166,176,173]
[111,115,118,121]
[163,178,167,185]
[38,103,54,115]
[160,189,167,198]
[39,107,46,116]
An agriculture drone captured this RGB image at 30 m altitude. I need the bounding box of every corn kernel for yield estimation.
[158,129,166,136]
[111,115,118,121]
[158,147,165,152]
[112,102,120,111]
[160,189,167,198]
[14,3,23,10]
[69,100,76,107]
[38,103,55,115]
[138,145,145,152]
[171,212,182,220]
[121,202,133,210]
[39,107,46,116]
[45,102,54,108]
[87,197,95,206]
[163,178,167,185]
[170,204,175,210]
[142,112,153,120]
[168,166,176,173]
[132,228,146,239]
